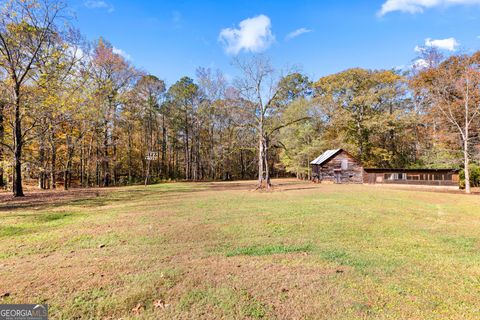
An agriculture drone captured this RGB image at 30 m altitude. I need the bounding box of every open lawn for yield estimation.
[1,179,480,319]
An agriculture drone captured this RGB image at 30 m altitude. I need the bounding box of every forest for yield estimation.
[1,0,480,197]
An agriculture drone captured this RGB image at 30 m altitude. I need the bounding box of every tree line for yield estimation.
[1,0,479,196]
[281,47,480,193]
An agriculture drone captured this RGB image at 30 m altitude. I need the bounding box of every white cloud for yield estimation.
[379,0,480,16]
[84,0,114,13]
[425,37,459,51]
[66,45,86,61]
[413,58,430,69]
[112,47,132,60]
[219,14,275,55]
[286,28,312,40]
[415,37,459,52]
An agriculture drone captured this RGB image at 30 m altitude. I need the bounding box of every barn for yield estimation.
[310,149,460,187]
[310,149,364,184]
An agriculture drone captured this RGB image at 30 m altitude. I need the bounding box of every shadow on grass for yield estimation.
[0,211,87,239]
[0,184,212,240]
[0,184,205,213]
[0,180,310,213]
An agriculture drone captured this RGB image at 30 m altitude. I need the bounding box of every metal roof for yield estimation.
[310,149,342,165]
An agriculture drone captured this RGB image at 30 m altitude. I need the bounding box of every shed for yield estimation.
[310,149,363,184]
[363,168,460,186]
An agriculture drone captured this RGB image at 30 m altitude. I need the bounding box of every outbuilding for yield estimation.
[363,168,459,186]
[310,149,364,184]
[310,149,460,187]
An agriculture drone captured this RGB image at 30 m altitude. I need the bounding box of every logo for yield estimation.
[0,304,48,320]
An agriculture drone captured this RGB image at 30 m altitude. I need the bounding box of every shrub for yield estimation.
[459,163,480,189]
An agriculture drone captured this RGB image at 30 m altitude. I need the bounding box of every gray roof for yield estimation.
[310,149,342,165]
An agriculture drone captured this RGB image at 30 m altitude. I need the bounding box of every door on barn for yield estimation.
[334,171,342,184]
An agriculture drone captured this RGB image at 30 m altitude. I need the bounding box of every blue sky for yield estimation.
[71,0,480,84]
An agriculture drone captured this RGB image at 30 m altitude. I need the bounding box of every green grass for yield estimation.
[1,180,480,319]
[319,249,372,271]
[179,287,268,319]
[226,244,313,257]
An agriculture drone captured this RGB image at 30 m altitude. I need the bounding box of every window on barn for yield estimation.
[341,159,348,170]
[384,173,407,180]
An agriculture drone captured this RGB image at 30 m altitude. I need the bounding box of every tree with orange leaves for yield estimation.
[412,52,480,193]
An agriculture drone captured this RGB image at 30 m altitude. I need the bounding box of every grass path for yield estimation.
[1,180,480,319]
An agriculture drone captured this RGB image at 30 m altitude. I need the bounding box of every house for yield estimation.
[311,149,460,187]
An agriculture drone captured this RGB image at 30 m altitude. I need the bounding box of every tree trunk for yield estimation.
[80,135,84,187]
[38,137,46,189]
[64,136,73,191]
[256,110,271,190]
[264,135,271,188]
[184,110,190,180]
[240,149,245,180]
[144,159,150,186]
[464,135,471,194]
[210,125,215,180]
[95,144,100,187]
[127,123,133,182]
[257,129,264,187]
[0,101,5,188]
[113,139,117,185]
[463,80,471,195]
[103,119,110,187]
[63,168,69,190]
[86,134,94,187]
[50,130,57,190]
[13,87,24,197]
[161,114,167,179]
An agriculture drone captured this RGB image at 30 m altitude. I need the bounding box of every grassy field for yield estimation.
[1,180,480,319]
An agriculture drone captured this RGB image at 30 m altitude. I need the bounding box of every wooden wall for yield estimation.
[363,170,459,186]
[312,151,363,184]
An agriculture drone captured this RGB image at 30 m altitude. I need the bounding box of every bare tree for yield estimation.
[234,56,276,189]
[234,56,310,189]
